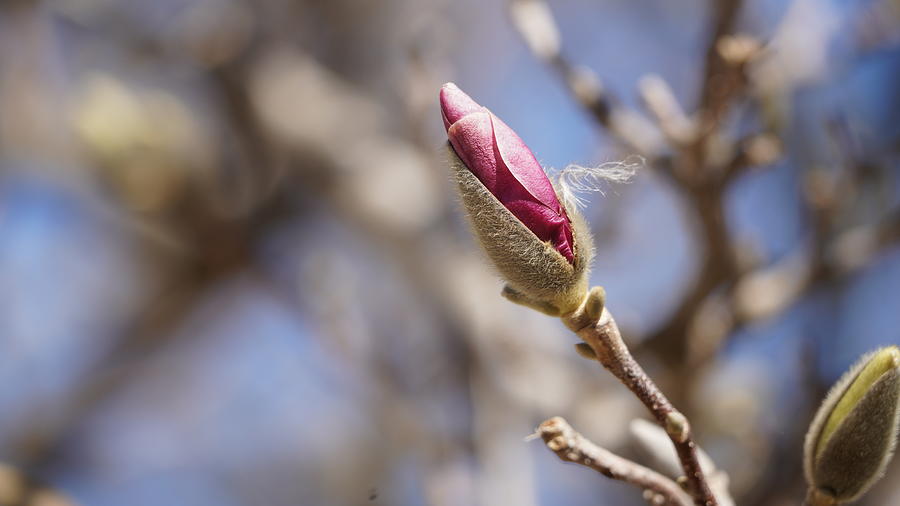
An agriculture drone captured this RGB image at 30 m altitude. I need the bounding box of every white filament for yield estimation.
[556,155,643,209]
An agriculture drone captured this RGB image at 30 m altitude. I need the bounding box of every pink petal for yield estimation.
[447,111,499,191]
[490,114,563,214]
[504,200,575,263]
[440,83,482,131]
[440,82,575,264]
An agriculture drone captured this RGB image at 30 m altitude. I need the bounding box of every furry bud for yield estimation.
[804,346,900,503]
[441,83,576,261]
[441,83,592,314]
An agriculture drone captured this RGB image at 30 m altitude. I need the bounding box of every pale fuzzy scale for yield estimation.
[448,145,592,315]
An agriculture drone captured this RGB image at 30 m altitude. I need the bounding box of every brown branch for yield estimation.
[507,0,759,374]
[635,3,756,369]
[722,132,781,183]
[562,290,719,506]
[537,417,692,506]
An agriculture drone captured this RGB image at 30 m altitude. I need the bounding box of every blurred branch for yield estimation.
[507,0,766,376]
[508,0,668,164]
[686,174,900,368]
[506,9,899,505]
[637,75,697,147]
[0,463,75,506]
[5,1,894,505]
[537,417,692,506]
[246,41,606,506]
[7,5,298,471]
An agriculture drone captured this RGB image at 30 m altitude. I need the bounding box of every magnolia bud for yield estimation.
[440,83,592,314]
[804,346,900,503]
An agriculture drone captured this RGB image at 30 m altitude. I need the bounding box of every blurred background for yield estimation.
[0,0,898,505]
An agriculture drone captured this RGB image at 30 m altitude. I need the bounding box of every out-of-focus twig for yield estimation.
[722,132,781,183]
[630,419,734,506]
[0,463,76,506]
[696,3,751,132]
[537,417,692,506]
[508,0,667,163]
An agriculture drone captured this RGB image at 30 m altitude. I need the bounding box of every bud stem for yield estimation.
[562,288,719,506]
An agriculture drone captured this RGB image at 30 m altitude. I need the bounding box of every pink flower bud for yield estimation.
[440,83,575,263]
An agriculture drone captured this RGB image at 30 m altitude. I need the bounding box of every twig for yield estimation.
[0,462,76,506]
[722,132,781,183]
[537,417,692,506]
[638,74,697,146]
[562,289,718,506]
[695,1,747,130]
[630,419,735,506]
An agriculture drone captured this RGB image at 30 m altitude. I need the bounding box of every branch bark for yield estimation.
[561,289,719,506]
[507,0,668,164]
[537,416,692,506]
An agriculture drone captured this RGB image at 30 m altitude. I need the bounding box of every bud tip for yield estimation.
[440,82,481,130]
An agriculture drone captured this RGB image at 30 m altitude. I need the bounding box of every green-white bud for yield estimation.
[804,346,900,503]
[573,342,597,360]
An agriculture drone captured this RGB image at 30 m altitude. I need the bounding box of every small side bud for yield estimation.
[804,346,900,503]
[665,411,690,444]
[501,285,561,316]
[584,286,606,322]
[508,0,561,62]
[574,342,597,360]
[642,489,665,505]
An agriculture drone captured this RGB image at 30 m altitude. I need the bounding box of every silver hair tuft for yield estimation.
[556,155,643,209]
